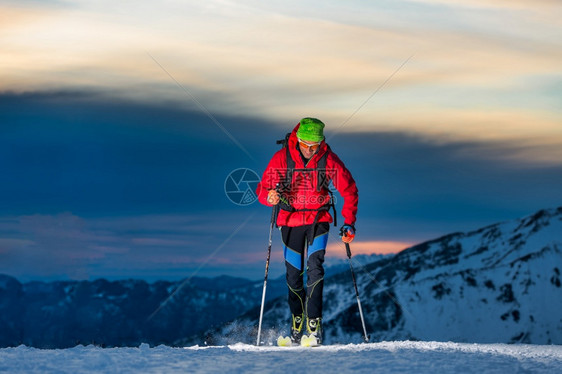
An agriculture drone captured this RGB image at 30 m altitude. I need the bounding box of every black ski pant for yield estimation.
[280,222,329,320]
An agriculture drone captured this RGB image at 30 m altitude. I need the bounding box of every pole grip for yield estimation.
[345,242,352,259]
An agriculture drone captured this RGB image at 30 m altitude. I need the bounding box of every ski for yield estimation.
[300,334,320,347]
[277,335,321,347]
[277,336,295,347]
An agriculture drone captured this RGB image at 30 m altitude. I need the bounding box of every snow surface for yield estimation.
[1,342,560,374]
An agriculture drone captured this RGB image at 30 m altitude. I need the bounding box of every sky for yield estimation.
[1,0,561,282]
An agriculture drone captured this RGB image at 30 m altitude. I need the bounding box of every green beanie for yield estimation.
[297,117,325,142]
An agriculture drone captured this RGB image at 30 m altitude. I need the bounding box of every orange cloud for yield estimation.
[1,1,560,166]
[327,240,413,258]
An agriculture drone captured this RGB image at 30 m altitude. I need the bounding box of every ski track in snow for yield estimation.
[1,342,560,374]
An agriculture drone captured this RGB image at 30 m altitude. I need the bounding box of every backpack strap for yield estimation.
[314,146,337,227]
[316,145,330,192]
[279,144,295,194]
[276,133,295,194]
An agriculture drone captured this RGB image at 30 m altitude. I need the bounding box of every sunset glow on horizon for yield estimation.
[327,240,414,258]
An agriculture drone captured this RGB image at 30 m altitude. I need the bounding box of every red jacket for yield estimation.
[256,124,358,227]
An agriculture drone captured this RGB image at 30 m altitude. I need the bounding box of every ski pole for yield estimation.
[256,205,278,346]
[345,242,370,343]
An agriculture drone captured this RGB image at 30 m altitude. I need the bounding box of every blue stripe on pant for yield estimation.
[283,231,328,270]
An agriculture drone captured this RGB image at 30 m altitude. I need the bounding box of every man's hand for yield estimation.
[267,189,280,205]
[340,225,356,243]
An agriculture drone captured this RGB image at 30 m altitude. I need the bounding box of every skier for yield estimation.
[256,117,358,346]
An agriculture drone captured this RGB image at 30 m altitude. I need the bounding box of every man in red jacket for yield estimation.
[256,117,358,345]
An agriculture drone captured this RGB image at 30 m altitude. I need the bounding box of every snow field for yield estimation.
[0,341,560,374]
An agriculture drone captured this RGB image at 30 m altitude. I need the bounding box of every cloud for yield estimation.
[406,0,561,11]
[1,0,560,151]
[0,213,125,280]
[1,40,561,284]
[0,211,267,281]
[328,130,562,243]
[327,240,413,257]
[0,238,35,251]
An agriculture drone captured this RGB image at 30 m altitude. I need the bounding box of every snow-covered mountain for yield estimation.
[208,207,562,345]
[0,256,386,349]
[0,275,288,348]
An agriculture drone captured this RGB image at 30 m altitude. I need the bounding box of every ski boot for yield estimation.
[301,317,322,346]
[290,314,304,345]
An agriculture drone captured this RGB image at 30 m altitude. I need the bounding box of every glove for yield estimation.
[277,193,294,212]
[267,190,280,205]
[268,189,294,212]
[340,224,356,243]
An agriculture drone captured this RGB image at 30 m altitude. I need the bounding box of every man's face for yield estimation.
[298,138,321,160]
